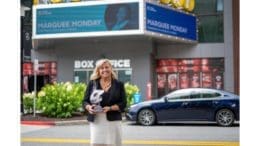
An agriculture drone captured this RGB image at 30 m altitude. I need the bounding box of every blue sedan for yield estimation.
[126,88,239,126]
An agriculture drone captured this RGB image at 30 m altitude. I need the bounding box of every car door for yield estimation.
[186,90,221,120]
[157,92,192,121]
[186,91,212,120]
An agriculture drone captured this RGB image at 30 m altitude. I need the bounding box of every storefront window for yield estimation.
[117,69,132,83]
[156,58,224,96]
[22,61,57,93]
[74,71,87,83]
[194,0,224,42]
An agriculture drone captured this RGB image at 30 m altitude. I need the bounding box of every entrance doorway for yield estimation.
[28,75,50,92]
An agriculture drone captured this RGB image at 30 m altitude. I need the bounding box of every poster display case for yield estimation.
[156,58,224,96]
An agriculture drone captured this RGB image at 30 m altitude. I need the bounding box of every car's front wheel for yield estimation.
[137,109,156,126]
[215,109,235,126]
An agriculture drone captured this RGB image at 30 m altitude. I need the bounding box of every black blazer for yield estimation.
[82,78,127,122]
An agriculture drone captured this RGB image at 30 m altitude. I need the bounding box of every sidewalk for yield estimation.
[21,113,88,126]
[21,114,127,126]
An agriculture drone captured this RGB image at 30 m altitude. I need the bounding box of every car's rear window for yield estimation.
[202,92,221,98]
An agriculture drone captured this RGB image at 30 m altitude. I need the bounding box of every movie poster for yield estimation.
[180,73,189,89]
[191,72,200,88]
[168,73,177,91]
[202,72,212,88]
[214,72,223,89]
[157,74,166,97]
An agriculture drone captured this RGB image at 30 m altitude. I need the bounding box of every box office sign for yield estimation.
[74,59,131,69]
[145,2,197,42]
[33,0,140,39]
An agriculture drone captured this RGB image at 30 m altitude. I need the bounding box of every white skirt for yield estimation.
[90,113,122,146]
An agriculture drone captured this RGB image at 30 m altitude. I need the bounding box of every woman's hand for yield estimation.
[102,106,111,113]
[86,105,96,114]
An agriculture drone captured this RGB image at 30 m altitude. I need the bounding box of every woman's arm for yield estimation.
[116,82,127,112]
[82,81,94,113]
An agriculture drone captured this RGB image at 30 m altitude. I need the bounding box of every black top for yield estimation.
[82,78,127,122]
[96,81,111,107]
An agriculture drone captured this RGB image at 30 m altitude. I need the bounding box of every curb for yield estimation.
[21,117,127,126]
[55,120,88,126]
[21,120,88,126]
[21,121,56,126]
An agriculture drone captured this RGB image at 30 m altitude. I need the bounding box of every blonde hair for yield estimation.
[90,59,117,80]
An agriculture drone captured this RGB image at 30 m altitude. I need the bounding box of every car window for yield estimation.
[202,91,221,98]
[190,92,202,99]
[167,93,190,101]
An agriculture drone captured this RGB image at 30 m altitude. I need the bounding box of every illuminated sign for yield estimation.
[33,0,140,39]
[74,59,131,69]
[32,0,197,43]
[145,2,197,42]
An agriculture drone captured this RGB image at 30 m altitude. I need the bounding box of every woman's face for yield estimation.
[116,7,127,22]
[98,62,112,78]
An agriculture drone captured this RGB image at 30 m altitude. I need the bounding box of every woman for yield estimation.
[82,59,126,146]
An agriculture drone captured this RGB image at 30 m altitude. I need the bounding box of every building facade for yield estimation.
[22,0,239,101]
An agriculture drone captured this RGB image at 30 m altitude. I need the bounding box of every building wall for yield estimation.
[32,0,235,97]
[156,0,234,92]
[32,38,154,99]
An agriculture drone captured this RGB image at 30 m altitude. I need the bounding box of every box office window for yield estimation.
[74,70,93,83]
[117,69,132,83]
[74,71,87,83]
[194,0,224,42]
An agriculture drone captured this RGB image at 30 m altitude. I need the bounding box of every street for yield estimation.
[21,122,239,146]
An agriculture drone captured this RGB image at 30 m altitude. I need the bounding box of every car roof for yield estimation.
[167,88,239,98]
[172,88,218,93]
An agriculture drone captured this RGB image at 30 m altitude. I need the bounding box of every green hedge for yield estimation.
[22,82,140,118]
[36,82,86,118]
[22,92,35,114]
[124,82,140,108]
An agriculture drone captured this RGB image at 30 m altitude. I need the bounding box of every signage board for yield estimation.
[145,2,197,42]
[33,0,141,39]
[32,0,197,43]
[74,59,131,69]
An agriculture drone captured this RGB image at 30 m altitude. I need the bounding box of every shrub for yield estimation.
[37,82,86,118]
[124,83,140,108]
[23,92,36,114]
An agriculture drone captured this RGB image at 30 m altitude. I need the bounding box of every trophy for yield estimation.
[90,89,104,113]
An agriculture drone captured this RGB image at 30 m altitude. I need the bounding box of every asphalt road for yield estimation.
[21,122,239,146]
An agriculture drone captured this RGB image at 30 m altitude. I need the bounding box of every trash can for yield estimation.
[134,92,141,104]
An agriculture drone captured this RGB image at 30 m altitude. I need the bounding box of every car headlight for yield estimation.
[130,104,139,108]
[128,104,139,111]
